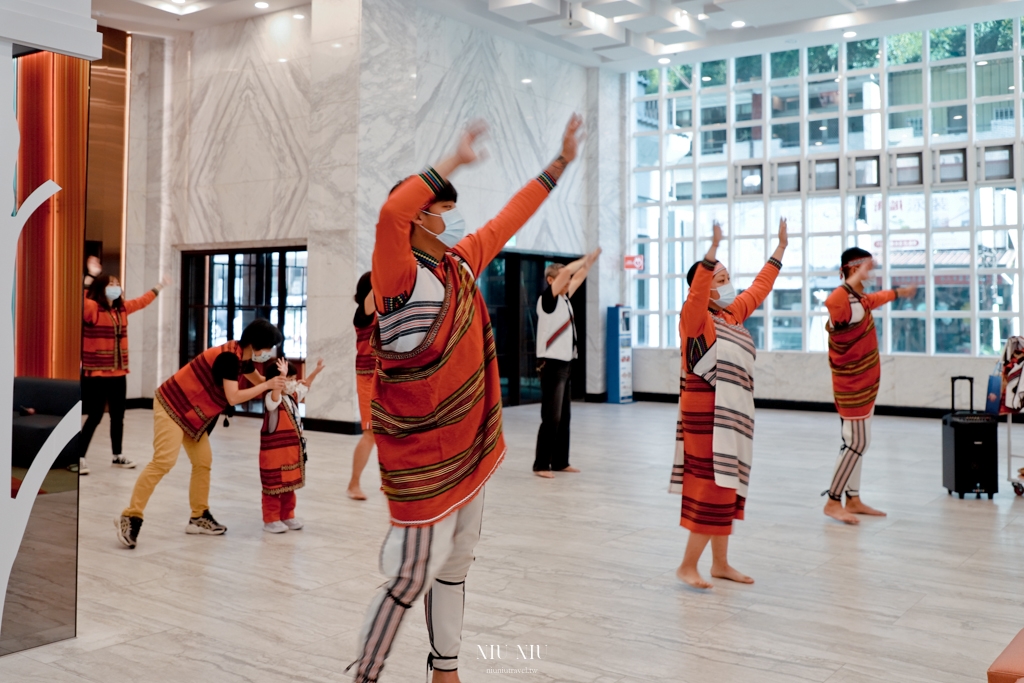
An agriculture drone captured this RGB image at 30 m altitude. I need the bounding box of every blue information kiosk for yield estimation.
[606,306,633,404]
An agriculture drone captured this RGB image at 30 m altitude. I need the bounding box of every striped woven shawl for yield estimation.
[370,254,504,527]
[671,316,757,497]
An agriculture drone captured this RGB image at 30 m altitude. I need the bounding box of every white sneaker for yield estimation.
[282,518,304,530]
[263,521,288,534]
[78,459,89,475]
[111,455,136,469]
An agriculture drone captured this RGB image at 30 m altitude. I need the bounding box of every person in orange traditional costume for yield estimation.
[260,356,324,533]
[671,218,787,589]
[80,263,170,474]
[822,248,915,524]
[115,319,287,549]
[349,115,583,683]
[349,271,376,500]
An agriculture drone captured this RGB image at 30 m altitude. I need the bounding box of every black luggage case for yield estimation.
[942,376,999,499]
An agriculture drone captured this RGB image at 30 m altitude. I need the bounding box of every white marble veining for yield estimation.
[4,402,1024,680]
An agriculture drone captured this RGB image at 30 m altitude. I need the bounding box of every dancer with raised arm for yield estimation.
[350,114,582,683]
[822,248,916,524]
[672,218,787,589]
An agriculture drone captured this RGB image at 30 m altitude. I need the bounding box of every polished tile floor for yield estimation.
[2,402,1024,682]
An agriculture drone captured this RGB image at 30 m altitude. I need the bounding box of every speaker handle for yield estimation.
[950,376,974,413]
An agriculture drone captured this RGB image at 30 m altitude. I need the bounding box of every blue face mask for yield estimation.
[252,349,275,363]
[422,207,467,249]
[105,286,122,301]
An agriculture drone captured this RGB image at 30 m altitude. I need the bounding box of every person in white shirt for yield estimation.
[533,248,600,478]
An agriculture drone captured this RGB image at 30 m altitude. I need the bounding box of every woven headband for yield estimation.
[712,261,727,275]
[843,256,871,270]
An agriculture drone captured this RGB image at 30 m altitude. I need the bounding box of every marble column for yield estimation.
[583,67,626,397]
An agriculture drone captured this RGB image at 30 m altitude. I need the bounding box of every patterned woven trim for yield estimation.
[382,293,410,314]
[701,258,717,270]
[767,257,783,269]
[536,171,557,192]
[418,167,445,194]
[412,247,440,269]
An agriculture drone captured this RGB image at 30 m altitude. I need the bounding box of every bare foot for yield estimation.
[845,497,886,516]
[533,470,554,479]
[347,487,367,501]
[676,565,713,589]
[824,498,859,525]
[557,466,580,473]
[710,563,754,584]
[432,668,461,683]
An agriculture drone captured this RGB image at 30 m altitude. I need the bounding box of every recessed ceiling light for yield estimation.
[254,1,268,7]
[697,13,708,20]
[1011,85,1016,90]
[843,31,857,38]
[278,58,287,63]
[293,13,304,19]
[658,57,671,65]
[521,78,532,84]
[834,77,841,82]
[815,141,823,146]
[411,73,417,78]
[932,133,940,137]
[977,60,988,66]
[701,76,711,81]
[171,0,185,4]
[731,20,745,28]
[819,125,828,130]
[953,115,962,120]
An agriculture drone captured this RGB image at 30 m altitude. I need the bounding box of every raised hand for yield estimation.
[87,255,102,277]
[777,217,788,249]
[267,376,287,392]
[159,274,173,289]
[897,284,918,299]
[456,120,488,166]
[560,113,584,163]
[711,220,723,248]
[275,357,288,377]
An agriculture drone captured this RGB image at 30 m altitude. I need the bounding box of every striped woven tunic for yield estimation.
[370,168,557,526]
[155,341,242,441]
[82,289,157,377]
[676,257,780,535]
[825,284,896,419]
[355,313,377,430]
[260,391,306,495]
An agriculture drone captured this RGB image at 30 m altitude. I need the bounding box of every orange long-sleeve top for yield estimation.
[82,289,158,377]
[372,169,552,313]
[680,257,781,371]
[824,286,896,327]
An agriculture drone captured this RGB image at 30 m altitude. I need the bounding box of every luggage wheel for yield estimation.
[1014,482,1024,497]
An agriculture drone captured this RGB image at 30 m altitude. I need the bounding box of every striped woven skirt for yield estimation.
[679,373,745,536]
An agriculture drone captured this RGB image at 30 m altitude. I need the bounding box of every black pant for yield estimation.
[533,358,572,472]
[80,375,127,459]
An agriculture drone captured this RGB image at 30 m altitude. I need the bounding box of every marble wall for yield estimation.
[633,347,998,410]
[126,1,622,420]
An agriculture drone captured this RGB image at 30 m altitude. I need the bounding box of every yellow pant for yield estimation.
[122,397,212,519]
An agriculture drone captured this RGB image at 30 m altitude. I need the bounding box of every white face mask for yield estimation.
[712,282,736,308]
[421,206,466,248]
[105,286,122,301]
[252,349,275,363]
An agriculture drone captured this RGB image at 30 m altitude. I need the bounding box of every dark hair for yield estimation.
[686,259,720,286]
[389,177,458,204]
[355,271,372,305]
[86,274,122,311]
[264,361,298,380]
[239,319,282,351]
[840,247,873,276]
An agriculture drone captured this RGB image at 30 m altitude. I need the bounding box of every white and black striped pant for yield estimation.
[826,417,872,501]
[351,490,484,682]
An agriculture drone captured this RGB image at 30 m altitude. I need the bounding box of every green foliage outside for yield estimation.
[930,26,966,60]
[847,38,880,70]
[667,65,692,92]
[638,68,659,95]
[887,32,922,65]
[735,55,762,83]
[771,50,799,79]
[701,60,726,87]
[975,19,1013,54]
[808,44,838,74]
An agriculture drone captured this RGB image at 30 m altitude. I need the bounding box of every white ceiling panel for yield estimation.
[581,0,649,19]
[488,0,560,22]
[614,12,675,32]
[714,0,858,26]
